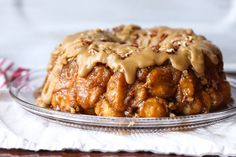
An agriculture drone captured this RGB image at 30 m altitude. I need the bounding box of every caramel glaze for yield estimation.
[39,25,221,106]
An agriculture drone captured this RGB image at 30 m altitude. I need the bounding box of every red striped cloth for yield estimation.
[0,58,29,88]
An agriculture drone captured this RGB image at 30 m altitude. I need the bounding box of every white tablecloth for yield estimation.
[1,86,236,156]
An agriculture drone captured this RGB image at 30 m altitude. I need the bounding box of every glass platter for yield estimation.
[9,70,236,132]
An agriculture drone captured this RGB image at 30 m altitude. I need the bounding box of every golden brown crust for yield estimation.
[37,62,231,117]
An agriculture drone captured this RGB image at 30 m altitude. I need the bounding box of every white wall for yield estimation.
[0,0,236,70]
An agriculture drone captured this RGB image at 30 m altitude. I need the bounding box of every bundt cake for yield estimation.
[36,25,232,117]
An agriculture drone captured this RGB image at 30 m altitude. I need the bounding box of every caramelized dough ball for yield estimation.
[125,82,148,116]
[51,61,79,112]
[139,97,168,117]
[182,97,204,115]
[86,65,112,87]
[146,67,181,98]
[51,89,78,113]
[176,71,205,115]
[127,82,148,107]
[106,72,127,112]
[208,81,231,111]
[95,100,123,117]
[208,88,223,110]
[76,84,104,110]
[76,66,112,110]
[178,71,196,102]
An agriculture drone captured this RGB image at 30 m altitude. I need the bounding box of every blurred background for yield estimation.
[0,0,236,71]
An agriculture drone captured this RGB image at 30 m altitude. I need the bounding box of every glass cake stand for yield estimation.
[9,70,236,132]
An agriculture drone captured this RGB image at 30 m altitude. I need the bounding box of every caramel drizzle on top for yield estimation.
[40,25,220,105]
